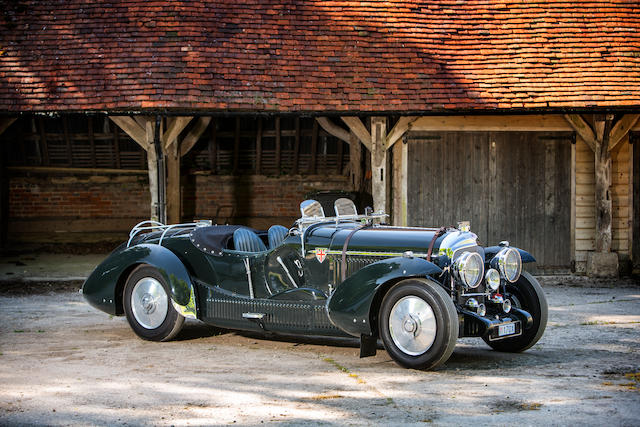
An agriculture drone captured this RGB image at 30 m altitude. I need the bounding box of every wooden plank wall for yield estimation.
[574,136,631,273]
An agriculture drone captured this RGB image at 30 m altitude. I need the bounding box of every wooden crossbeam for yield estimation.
[180,117,212,157]
[564,114,596,152]
[109,116,149,150]
[386,116,417,149]
[341,116,372,151]
[414,115,571,132]
[163,116,192,150]
[316,117,351,144]
[0,118,16,136]
[608,114,640,152]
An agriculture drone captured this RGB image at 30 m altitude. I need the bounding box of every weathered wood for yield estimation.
[163,116,192,150]
[315,117,350,144]
[165,138,181,224]
[411,115,571,132]
[609,114,640,152]
[570,140,576,271]
[255,118,262,174]
[109,116,148,149]
[564,114,596,152]
[0,118,16,136]
[594,116,613,252]
[349,132,362,192]
[341,116,372,151]
[310,120,318,174]
[370,117,387,213]
[180,117,212,157]
[391,137,408,226]
[145,120,159,221]
[633,140,640,270]
[386,116,417,149]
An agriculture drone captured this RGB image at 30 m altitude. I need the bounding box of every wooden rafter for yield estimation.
[163,116,192,150]
[564,114,596,152]
[180,117,212,157]
[386,116,417,149]
[341,116,372,151]
[0,118,16,136]
[609,114,640,152]
[315,117,350,144]
[109,116,149,150]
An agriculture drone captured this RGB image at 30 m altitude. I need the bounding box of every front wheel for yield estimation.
[123,265,185,341]
[379,279,458,370]
[483,271,548,352]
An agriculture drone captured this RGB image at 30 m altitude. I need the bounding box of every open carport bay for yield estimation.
[0,279,639,426]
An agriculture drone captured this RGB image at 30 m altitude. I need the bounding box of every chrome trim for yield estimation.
[243,258,254,299]
[127,220,211,247]
[277,256,299,288]
[171,284,197,319]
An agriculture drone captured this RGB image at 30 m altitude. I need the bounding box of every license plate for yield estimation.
[498,322,516,337]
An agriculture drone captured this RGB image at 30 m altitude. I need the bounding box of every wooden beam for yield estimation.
[209,119,217,174]
[233,117,240,174]
[166,137,181,224]
[145,119,160,221]
[275,117,281,174]
[609,114,640,152]
[88,116,96,168]
[316,117,351,144]
[255,118,262,175]
[386,116,417,149]
[0,118,16,136]
[564,114,596,152]
[349,131,362,193]
[341,116,372,151]
[594,116,614,253]
[310,120,318,174]
[370,117,388,213]
[163,116,192,150]
[411,115,571,132]
[293,118,300,175]
[180,117,212,157]
[109,116,149,150]
[37,117,49,166]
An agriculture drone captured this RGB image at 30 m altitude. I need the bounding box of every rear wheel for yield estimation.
[379,279,458,370]
[483,271,547,352]
[123,265,184,341]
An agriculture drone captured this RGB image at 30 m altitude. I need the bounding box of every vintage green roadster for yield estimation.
[82,198,547,370]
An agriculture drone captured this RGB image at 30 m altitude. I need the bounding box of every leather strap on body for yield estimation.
[427,226,450,262]
[341,224,372,282]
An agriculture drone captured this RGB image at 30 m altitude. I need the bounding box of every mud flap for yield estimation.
[360,334,377,358]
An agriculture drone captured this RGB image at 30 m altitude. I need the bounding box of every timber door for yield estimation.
[406,131,572,272]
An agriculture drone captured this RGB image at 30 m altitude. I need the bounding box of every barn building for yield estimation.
[1,1,639,276]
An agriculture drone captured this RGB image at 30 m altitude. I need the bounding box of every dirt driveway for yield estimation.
[0,279,639,426]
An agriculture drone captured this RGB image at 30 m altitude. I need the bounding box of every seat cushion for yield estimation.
[233,228,267,252]
[268,225,288,249]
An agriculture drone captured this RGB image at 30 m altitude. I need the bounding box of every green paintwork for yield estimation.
[327,256,442,337]
[82,243,195,314]
[83,220,536,345]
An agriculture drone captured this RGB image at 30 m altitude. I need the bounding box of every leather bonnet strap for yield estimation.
[341,224,372,282]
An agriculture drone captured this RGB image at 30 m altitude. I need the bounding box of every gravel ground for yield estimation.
[0,279,639,426]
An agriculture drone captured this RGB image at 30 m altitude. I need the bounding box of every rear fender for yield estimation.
[82,244,196,318]
[327,257,442,337]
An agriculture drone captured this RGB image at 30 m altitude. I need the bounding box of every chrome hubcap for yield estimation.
[389,296,436,356]
[131,277,168,329]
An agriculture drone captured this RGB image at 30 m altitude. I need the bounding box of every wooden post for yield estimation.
[370,117,388,213]
[349,131,362,192]
[594,115,614,252]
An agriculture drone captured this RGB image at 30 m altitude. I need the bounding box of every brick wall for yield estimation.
[7,170,350,242]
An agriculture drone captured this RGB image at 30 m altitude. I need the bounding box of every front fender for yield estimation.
[484,246,536,263]
[327,257,442,337]
[82,244,195,316]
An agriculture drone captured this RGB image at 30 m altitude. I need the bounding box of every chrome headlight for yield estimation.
[453,251,484,288]
[496,248,522,283]
[485,268,501,291]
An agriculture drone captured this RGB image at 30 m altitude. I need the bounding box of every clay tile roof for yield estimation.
[0,1,639,113]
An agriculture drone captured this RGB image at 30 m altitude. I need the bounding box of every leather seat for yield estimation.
[268,225,288,249]
[233,228,267,252]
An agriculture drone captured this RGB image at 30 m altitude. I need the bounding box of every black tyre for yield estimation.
[379,278,458,370]
[483,271,548,352]
[123,265,185,341]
